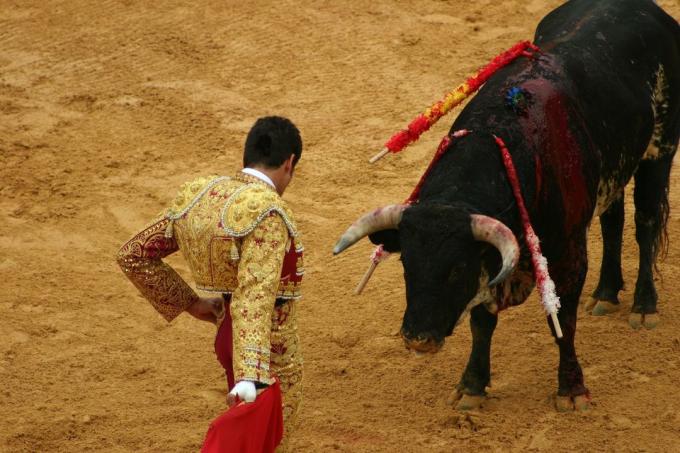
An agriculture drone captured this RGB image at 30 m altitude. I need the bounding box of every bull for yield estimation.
[334,0,679,411]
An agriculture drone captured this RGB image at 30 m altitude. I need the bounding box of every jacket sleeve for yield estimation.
[116,217,199,322]
[230,212,288,384]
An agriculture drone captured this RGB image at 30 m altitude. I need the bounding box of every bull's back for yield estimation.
[534,0,680,211]
[536,0,679,58]
[443,0,678,232]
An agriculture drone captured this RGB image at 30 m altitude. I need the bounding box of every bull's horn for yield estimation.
[333,204,407,255]
[470,214,520,286]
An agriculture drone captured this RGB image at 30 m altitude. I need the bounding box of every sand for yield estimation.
[2,0,680,451]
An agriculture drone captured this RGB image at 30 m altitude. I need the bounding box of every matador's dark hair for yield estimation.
[243,116,302,168]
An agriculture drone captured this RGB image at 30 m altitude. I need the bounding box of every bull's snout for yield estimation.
[400,328,444,354]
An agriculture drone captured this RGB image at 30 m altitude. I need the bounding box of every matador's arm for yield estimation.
[230,213,288,385]
[116,217,199,322]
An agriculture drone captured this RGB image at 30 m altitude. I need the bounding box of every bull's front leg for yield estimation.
[450,304,497,411]
[549,237,590,411]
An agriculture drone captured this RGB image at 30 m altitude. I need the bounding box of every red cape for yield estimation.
[201,380,283,453]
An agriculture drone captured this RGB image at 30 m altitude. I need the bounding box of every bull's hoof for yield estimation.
[446,388,461,406]
[629,313,643,330]
[643,313,659,329]
[456,394,485,411]
[555,394,590,412]
[555,396,572,412]
[591,300,621,316]
[583,297,598,312]
[448,388,485,411]
[629,312,659,330]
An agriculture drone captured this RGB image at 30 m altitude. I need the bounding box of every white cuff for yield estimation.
[229,380,257,403]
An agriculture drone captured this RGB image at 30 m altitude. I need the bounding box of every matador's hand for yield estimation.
[185,297,223,324]
[227,380,257,406]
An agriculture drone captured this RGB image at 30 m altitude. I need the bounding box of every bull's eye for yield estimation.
[448,263,466,283]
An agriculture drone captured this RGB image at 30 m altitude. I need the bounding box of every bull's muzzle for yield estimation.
[401,329,444,354]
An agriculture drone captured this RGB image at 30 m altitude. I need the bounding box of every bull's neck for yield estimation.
[417,130,539,235]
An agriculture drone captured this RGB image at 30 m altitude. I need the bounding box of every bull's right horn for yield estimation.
[470,214,520,286]
[333,204,407,255]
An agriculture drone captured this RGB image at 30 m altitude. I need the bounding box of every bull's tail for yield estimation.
[647,62,679,271]
[655,181,670,267]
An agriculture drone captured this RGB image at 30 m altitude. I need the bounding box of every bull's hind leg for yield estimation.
[630,61,680,329]
[630,151,675,329]
[548,233,590,411]
[449,304,497,411]
[587,194,625,315]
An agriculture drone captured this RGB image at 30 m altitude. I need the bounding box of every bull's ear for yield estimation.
[368,229,401,252]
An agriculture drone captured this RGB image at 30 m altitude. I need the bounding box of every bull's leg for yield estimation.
[630,68,680,328]
[587,193,625,315]
[630,152,674,329]
[549,236,590,411]
[450,304,497,411]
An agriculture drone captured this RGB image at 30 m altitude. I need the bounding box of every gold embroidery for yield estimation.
[247,262,276,282]
[208,237,239,291]
[221,182,297,238]
[117,217,199,322]
[167,173,301,298]
[167,174,221,217]
[230,213,289,384]
[270,301,302,451]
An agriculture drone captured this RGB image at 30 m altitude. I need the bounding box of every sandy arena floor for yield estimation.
[2,1,680,451]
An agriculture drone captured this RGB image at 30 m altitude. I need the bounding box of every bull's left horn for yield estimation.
[333,204,407,255]
[470,214,520,286]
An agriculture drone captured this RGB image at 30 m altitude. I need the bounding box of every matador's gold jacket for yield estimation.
[117,172,304,384]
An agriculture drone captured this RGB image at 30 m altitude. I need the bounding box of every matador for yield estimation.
[116,117,304,450]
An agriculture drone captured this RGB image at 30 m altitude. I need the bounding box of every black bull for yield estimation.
[334,0,679,411]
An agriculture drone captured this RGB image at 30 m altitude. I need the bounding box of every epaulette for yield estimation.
[221,183,298,238]
[167,175,222,215]
[164,175,224,237]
